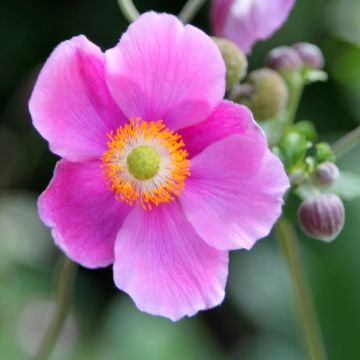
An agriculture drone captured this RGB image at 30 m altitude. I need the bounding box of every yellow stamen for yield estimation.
[101,117,190,209]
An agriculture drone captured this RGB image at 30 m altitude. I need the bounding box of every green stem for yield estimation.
[117,0,139,23]
[332,126,360,159]
[34,256,77,360]
[276,218,327,360]
[179,0,207,23]
[283,73,304,136]
[271,73,304,146]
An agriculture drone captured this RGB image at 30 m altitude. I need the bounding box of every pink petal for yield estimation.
[29,35,126,162]
[39,160,130,268]
[211,0,295,54]
[113,201,228,321]
[179,100,265,158]
[180,135,290,251]
[211,0,234,36]
[106,12,225,131]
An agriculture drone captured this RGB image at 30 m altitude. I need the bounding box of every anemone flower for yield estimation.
[211,0,295,53]
[29,12,289,321]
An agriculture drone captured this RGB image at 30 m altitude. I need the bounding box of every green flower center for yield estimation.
[127,145,161,180]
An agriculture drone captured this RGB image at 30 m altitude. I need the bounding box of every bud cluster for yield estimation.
[212,36,344,242]
[272,121,344,242]
[266,42,325,73]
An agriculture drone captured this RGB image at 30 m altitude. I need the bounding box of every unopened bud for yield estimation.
[298,193,345,242]
[234,68,288,121]
[266,46,303,73]
[212,37,248,91]
[315,142,336,163]
[315,162,340,187]
[292,120,317,142]
[293,42,324,70]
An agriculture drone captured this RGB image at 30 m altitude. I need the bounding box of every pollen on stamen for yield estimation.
[101,117,190,210]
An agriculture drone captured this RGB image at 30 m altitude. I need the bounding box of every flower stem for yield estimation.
[282,73,304,136]
[179,0,207,23]
[270,74,304,146]
[34,256,77,360]
[276,218,327,360]
[332,126,360,159]
[117,0,139,23]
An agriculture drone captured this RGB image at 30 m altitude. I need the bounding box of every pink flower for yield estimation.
[29,12,289,321]
[211,0,295,54]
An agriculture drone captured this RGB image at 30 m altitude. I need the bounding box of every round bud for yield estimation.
[315,142,336,163]
[293,42,324,69]
[234,68,288,121]
[315,162,340,187]
[298,193,345,242]
[266,46,303,73]
[212,37,248,91]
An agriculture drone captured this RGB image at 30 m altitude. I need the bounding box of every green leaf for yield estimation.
[329,171,360,200]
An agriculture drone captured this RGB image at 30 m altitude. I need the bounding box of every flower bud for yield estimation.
[212,37,248,91]
[315,162,340,187]
[234,68,288,121]
[266,46,303,73]
[315,142,336,163]
[291,120,317,142]
[293,42,324,69]
[298,193,345,242]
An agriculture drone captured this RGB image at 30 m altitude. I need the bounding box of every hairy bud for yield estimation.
[315,162,340,187]
[234,68,288,121]
[293,42,324,69]
[298,193,345,242]
[266,46,303,73]
[212,37,248,91]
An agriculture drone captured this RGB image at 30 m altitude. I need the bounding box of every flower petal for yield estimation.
[180,135,290,251]
[29,35,126,161]
[113,201,228,321]
[211,0,295,54]
[211,0,234,36]
[39,160,130,268]
[179,100,266,158]
[106,12,225,131]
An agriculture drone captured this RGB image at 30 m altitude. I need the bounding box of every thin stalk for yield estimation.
[179,0,207,23]
[117,0,140,23]
[332,126,360,159]
[270,73,304,146]
[276,218,327,360]
[282,73,304,138]
[34,256,77,360]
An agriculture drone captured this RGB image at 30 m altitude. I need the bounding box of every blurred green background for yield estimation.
[1,0,359,359]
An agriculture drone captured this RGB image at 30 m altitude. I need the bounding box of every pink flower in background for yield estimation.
[29,12,289,320]
[211,0,295,53]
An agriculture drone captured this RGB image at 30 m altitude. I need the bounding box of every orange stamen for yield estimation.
[101,118,190,209]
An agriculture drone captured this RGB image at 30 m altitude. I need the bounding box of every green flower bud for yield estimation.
[212,37,248,91]
[291,120,317,142]
[279,131,310,170]
[298,193,345,242]
[315,142,336,163]
[234,68,288,121]
[315,162,340,187]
